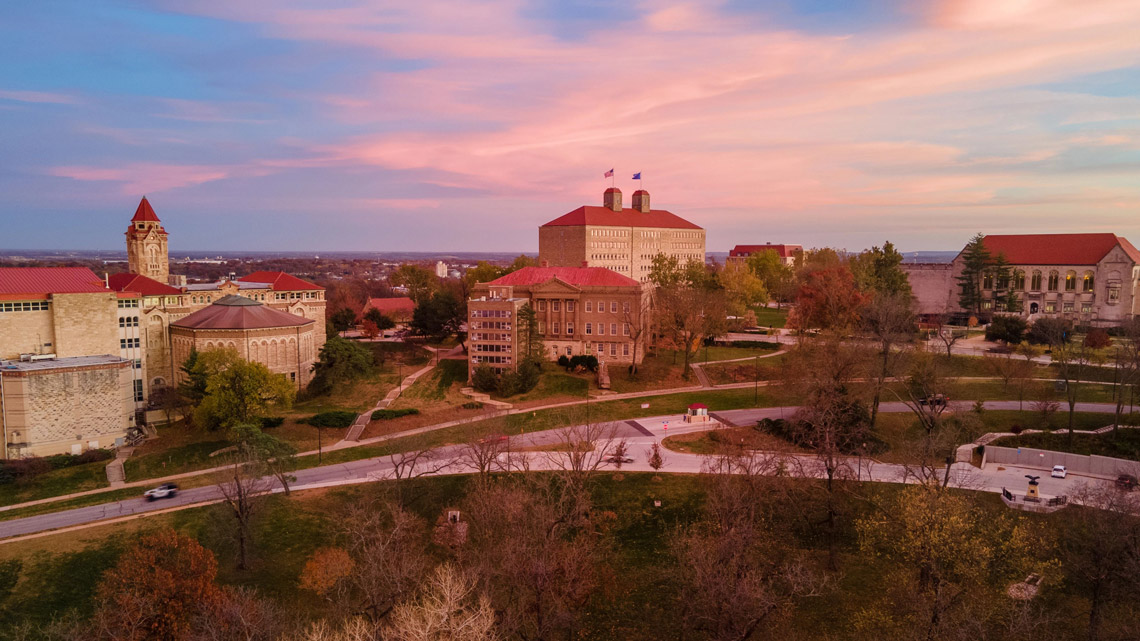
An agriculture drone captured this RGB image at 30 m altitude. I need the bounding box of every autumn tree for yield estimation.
[650,254,727,377]
[717,260,768,317]
[1058,485,1140,641]
[1042,319,1103,446]
[462,261,503,290]
[363,307,396,331]
[385,564,498,641]
[192,350,295,431]
[217,451,274,570]
[93,528,222,641]
[856,485,1050,641]
[789,264,868,333]
[622,290,652,375]
[648,441,665,479]
[460,477,608,641]
[390,264,439,306]
[862,291,916,427]
[746,249,795,309]
[360,319,380,340]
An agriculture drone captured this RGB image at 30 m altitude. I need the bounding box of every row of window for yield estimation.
[133,379,144,402]
[474,344,511,353]
[984,271,1095,293]
[118,316,139,327]
[471,309,513,318]
[545,342,630,358]
[117,299,139,308]
[592,229,629,237]
[471,321,512,330]
[0,301,50,313]
[471,333,511,341]
[584,322,629,336]
[120,338,140,349]
[538,300,630,314]
[471,355,512,364]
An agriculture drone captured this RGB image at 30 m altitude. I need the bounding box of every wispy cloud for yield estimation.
[0,89,79,104]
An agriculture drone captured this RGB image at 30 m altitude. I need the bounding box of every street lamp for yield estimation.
[754,354,760,406]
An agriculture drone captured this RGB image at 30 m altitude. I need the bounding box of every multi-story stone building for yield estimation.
[726,243,802,267]
[538,189,705,283]
[904,233,1140,326]
[467,266,648,380]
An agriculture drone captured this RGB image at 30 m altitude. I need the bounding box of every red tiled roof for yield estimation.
[486,266,640,288]
[239,271,323,291]
[729,244,802,258]
[542,205,701,230]
[363,297,416,315]
[171,295,314,330]
[107,272,182,297]
[0,267,109,295]
[978,234,1140,266]
[131,197,161,223]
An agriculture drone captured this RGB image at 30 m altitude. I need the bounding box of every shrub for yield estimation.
[498,371,522,397]
[471,364,498,393]
[302,411,359,428]
[461,401,484,410]
[371,408,420,421]
[1010,424,1024,435]
[567,354,598,372]
[985,316,1027,344]
[1028,317,1072,345]
[261,416,285,429]
[1084,328,1112,349]
[557,355,570,368]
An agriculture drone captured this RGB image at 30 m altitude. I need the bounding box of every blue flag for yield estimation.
[632,172,641,180]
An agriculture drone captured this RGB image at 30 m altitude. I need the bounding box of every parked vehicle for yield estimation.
[144,483,179,501]
[606,456,634,464]
[918,394,949,407]
[1115,474,1138,491]
[1051,465,1067,479]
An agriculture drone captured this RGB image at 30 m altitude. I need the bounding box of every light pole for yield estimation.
[317,425,322,465]
[754,354,760,406]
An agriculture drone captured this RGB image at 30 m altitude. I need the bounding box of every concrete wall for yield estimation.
[0,307,55,359]
[985,444,1140,478]
[51,293,119,358]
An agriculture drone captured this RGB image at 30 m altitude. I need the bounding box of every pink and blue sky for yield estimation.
[2,0,1139,252]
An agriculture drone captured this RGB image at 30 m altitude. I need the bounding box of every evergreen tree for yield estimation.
[517,303,544,361]
[851,241,911,297]
[178,349,208,406]
[956,233,991,314]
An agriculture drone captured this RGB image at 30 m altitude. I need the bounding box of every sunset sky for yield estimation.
[2,0,1139,253]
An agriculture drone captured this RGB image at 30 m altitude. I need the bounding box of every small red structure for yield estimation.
[684,403,711,423]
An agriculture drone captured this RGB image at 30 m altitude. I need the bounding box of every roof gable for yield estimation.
[108,273,182,297]
[978,234,1140,266]
[541,206,702,230]
[363,297,416,314]
[171,298,314,330]
[486,266,640,288]
[131,197,161,223]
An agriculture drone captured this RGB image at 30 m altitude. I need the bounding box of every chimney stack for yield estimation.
[603,187,622,212]
[631,189,650,213]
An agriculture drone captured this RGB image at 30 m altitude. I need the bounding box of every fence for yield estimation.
[984,445,1140,478]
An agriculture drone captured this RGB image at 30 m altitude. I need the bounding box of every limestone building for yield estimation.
[125,197,171,285]
[726,243,802,267]
[170,295,318,388]
[904,233,1140,326]
[538,189,705,282]
[467,266,648,380]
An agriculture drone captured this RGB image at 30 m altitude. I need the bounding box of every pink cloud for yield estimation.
[49,163,232,194]
[0,89,79,104]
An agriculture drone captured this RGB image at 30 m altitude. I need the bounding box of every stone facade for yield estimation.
[538,189,705,283]
[0,292,119,361]
[125,197,170,284]
[170,325,317,388]
[0,357,134,458]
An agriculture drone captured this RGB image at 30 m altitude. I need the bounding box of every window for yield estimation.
[1014,272,1025,290]
[981,300,993,310]
[611,301,618,313]
[1048,272,1059,291]
[1045,302,1057,313]
[553,301,561,312]
[1065,272,1076,291]
[597,300,604,312]
[566,346,572,356]
[623,323,630,336]
[996,274,1009,290]
[133,380,144,402]
[1083,272,1095,292]
[623,302,630,313]
[585,301,592,312]
[610,343,617,356]
[1062,302,1075,312]
[1031,272,1042,291]
[119,338,140,349]
[982,273,994,290]
[566,322,574,335]
[623,343,630,356]
[1081,303,1092,313]
[585,323,593,335]
[1109,287,1121,303]
[553,322,560,335]
[133,359,142,369]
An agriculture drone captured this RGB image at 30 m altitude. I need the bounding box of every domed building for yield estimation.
[170,295,317,388]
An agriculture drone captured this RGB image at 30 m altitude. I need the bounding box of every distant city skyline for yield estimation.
[2,1,1139,252]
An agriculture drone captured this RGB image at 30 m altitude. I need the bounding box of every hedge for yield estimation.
[371,408,421,421]
[302,411,359,428]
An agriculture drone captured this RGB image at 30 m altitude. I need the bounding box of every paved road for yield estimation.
[0,401,1120,541]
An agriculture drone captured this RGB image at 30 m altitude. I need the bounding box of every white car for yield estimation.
[1051,465,1067,479]
[144,483,179,501]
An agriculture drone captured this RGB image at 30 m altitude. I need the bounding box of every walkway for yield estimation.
[104,447,133,487]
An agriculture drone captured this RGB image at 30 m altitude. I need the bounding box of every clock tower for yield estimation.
[125,196,170,284]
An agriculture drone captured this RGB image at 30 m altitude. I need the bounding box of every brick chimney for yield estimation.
[603,187,622,212]
[631,189,650,213]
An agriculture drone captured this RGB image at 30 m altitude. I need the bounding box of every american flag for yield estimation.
[604,168,613,178]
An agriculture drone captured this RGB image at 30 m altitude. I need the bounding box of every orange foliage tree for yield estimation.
[93,528,222,641]
[789,265,868,332]
[299,546,356,601]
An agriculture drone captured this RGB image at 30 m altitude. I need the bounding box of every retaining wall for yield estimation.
[985,445,1140,478]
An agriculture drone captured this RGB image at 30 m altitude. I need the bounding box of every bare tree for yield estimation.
[385,434,451,500]
[933,315,966,358]
[862,292,916,428]
[1110,318,1140,437]
[542,420,621,489]
[893,347,954,435]
[192,586,290,641]
[460,477,608,641]
[457,422,509,477]
[1058,485,1140,641]
[622,290,653,376]
[216,453,273,571]
[384,564,498,641]
[1045,326,1103,445]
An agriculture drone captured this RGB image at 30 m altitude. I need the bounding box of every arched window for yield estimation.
[982,272,994,290]
[1014,271,1025,290]
[1083,272,1095,292]
[1031,271,1042,291]
[1065,272,1077,291]
[1048,272,1059,291]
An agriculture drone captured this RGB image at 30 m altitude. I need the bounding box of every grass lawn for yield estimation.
[0,473,1093,640]
[753,307,789,328]
[655,343,782,364]
[990,427,1140,461]
[662,425,800,455]
[702,353,786,386]
[0,462,111,508]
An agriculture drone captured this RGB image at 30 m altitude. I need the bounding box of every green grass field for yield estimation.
[990,427,1140,461]
[0,462,111,508]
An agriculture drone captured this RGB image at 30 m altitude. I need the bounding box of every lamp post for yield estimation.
[317,425,322,465]
[754,354,760,406]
